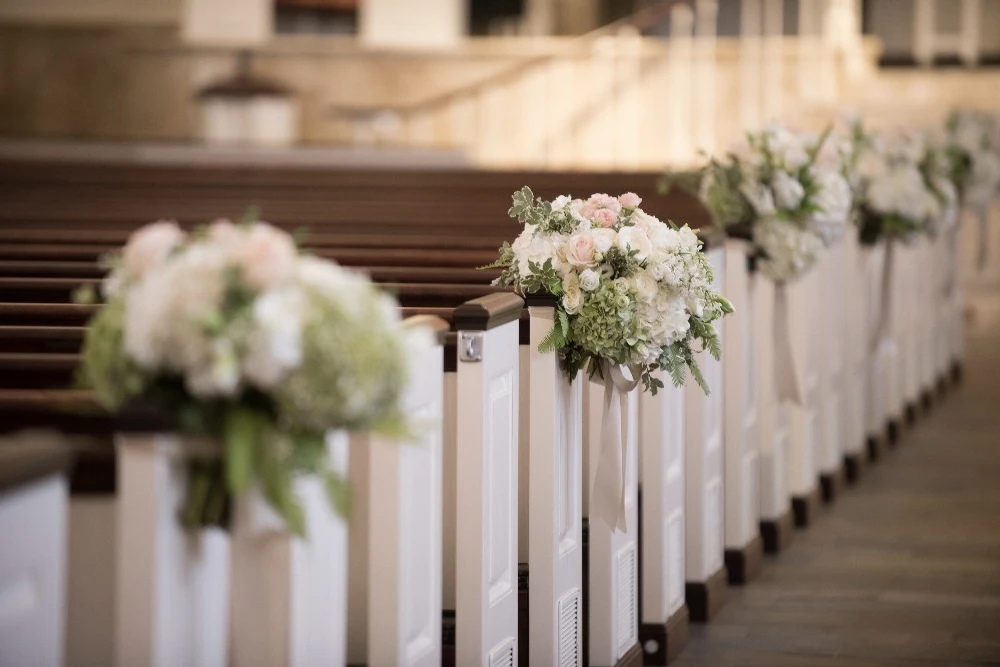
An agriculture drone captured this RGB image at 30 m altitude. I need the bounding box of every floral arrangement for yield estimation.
[79,219,420,534]
[694,123,853,283]
[941,109,1000,211]
[486,188,733,394]
[847,122,958,245]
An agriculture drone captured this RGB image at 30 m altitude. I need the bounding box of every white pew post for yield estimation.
[347,317,448,667]
[228,430,349,667]
[865,241,890,459]
[918,236,936,408]
[843,231,870,480]
[638,381,689,663]
[525,300,584,667]
[900,241,921,426]
[756,276,795,553]
[0,444,71,667]
[721,239,763,584]
[885,242,906,445]
[114,424,230,667]
[582,374,641,667]
[451,295,523,667]
[818,241,847,502]
[787,267,823,527]
[683,240,727,622]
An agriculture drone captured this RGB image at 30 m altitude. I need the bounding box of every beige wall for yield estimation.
[0,0,180,26]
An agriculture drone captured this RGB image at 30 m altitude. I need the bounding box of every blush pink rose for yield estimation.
[566,233,598,268]
[593,208,618,228]
[238,222,298,290]
[122,220,185,281]
[618,192,642,209]
[207,219,242,245]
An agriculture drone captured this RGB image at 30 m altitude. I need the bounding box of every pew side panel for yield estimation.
[843,233,870,475]
[114,432,231,667]
[366,328,445,667]
[582,377,640,667]
[452,295,522,667]
[756,275,794,552]
[787,266,822,525]
[0,446,71,667]
[722,239,762,581]
[683,244,726,622]
[866,242,890,456]
[900,241,921,420]
[819,241,847,499]
[638,379,689,663]
[526,304,584,667]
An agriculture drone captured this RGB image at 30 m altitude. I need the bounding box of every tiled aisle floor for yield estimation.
[677,290,1000,666]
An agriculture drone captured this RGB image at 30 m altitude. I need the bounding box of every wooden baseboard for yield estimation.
[886,417,902,447]
[639,605,689,665]
[820,464,845,504]
[724,534,764,585]
[867,432,886,462]
[610,642,645,667]
[792,486,822,528]
[685,565,728,623]
[844,451,866,484]
[759,508,795,554]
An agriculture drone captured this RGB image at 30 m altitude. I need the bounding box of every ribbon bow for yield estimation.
[590,360,641,533]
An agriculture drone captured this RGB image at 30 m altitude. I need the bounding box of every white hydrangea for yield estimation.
[753,217,824,283]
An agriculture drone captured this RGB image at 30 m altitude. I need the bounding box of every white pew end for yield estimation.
[756,276,795,554]
[447,294,523,667]
[347,316,447,667]
[582,371,641,667]
[522,299,584,667]
[683,239,727,622]
[843,232,871,482]
[638,380,689,663]
[818,241,848,503]
[721,239,763,584]
[0,436,71,667]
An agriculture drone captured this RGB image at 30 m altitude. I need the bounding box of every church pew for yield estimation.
[0,434,73,667]
[682,239,728,623]
[843,230,871,482]
[721,238,765,585]
[817,242,849,503]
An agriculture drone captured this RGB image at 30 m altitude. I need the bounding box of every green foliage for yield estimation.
[520,259,563,296]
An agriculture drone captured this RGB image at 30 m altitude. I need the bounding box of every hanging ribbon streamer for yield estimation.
[772,282,803,405]
[977,204,990,271]
[590,361,641,533]
[870,240,895,353]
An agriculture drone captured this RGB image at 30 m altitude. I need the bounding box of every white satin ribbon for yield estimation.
[773,282,803,405]
[870,240,895,354]
[590,361,640,533]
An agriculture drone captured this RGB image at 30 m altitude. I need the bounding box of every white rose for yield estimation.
[771,171,806,210]
[678,226,699,249]
[647,223,680,251]
[616,226,653,261]
[562,284,583,315]
[591,228,617,253]
[122,220,185,282]
[740,181,777,217]
[579,268,601,291]
[565,232,598,268]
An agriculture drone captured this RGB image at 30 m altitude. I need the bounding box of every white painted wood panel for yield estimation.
[455,321,520,667]
[0,475,67,667]
[787,268,821,497]
[684,247,725,583]
[639,376,686,627]
[819,242,847,475]
[723,240,760,549]
[757,277,791,521]
[844,234,869,457]
[525,305,583,667]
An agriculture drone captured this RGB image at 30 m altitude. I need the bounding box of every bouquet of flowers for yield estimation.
[847,122,958,245]
[79,219,421,534]
[487,188,733,394]
[696,123,853,282]
[941,109,1000,211]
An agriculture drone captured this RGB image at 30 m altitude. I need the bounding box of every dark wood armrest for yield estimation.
[452,293,524,331]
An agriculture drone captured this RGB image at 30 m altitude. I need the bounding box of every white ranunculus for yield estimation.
[579,268,601,292]
[617,226,653,261]
[677,225,700,250]
[647,222,680,251]
[771,171,806,210]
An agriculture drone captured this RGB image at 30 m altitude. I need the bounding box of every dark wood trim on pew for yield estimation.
[0,442,73,495]
[792,485,823,528]
[685,565,727,623]
[724,534,764,586]
[639,604,689,666]
[844,451,866,484]
[759,508,795,554]
[820,464,846,504]
[451,293,524,331]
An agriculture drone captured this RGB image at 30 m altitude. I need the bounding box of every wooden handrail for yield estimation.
[327,0,695,120]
